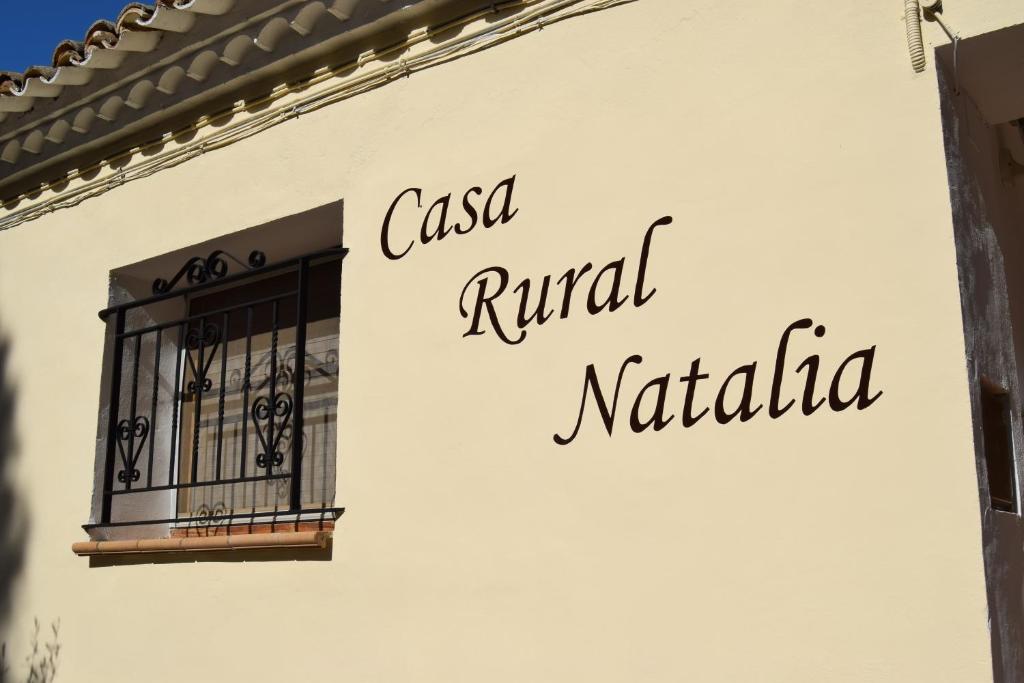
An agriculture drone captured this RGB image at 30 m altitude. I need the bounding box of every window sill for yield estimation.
[71,530,330,556]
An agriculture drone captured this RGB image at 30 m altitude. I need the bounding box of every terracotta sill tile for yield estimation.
[72,530,330,556]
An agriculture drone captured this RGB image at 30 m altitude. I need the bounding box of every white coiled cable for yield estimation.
[905,0,926,73]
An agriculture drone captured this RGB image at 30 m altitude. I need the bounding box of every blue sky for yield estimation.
[0,1,133,72]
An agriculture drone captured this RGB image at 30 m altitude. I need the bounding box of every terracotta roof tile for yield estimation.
[52,41,85,68]
[0,74,21,96]
[0,0,453,197]
[0,0,238,111]
[22,66,56,81]
[3,2,196,78]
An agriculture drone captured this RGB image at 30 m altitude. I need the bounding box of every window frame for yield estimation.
[979,378,1019,514]
[86,245,347,535]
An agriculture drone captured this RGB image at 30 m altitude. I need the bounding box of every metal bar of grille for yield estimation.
[290,257,309,512]
[100,309,126,524]
[146,327,161,488]
[215,310,229,481]
[117,291,297,340]
[105,473,291,495]
[267,301,278,480]
[191,316,206,485]
[124,334,142,491]
[97,246,344,320]
[168,322,184,488]
[240,305,253,479]
[82,506,345,530]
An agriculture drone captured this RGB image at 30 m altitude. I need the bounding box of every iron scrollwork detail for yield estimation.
[151,249,267,295]
[185,322,221,395]
[190,503,228,533]
[252,393,293,469]
[116,415,150,484]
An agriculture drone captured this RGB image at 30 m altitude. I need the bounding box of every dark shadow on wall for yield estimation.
[0,329,27,635]
[88,541,333,568]
[0,619,60,683]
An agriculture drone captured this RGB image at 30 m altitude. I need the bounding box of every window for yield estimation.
[86,211,346,539]
[980,381,1017,513]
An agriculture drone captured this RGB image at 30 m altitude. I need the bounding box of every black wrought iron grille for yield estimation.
[86,246,347,530]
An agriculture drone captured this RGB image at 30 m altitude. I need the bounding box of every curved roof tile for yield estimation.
[3,2,182,85]
[0,74,22,96]
[52,41,86,68]
[0,0,460,198]
[0,0,225,123]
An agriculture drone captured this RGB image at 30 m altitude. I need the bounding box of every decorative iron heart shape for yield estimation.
[115,415,149,483]
[252,393,293,469]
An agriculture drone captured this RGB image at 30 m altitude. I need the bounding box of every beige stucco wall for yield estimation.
[0,1,1020,680]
